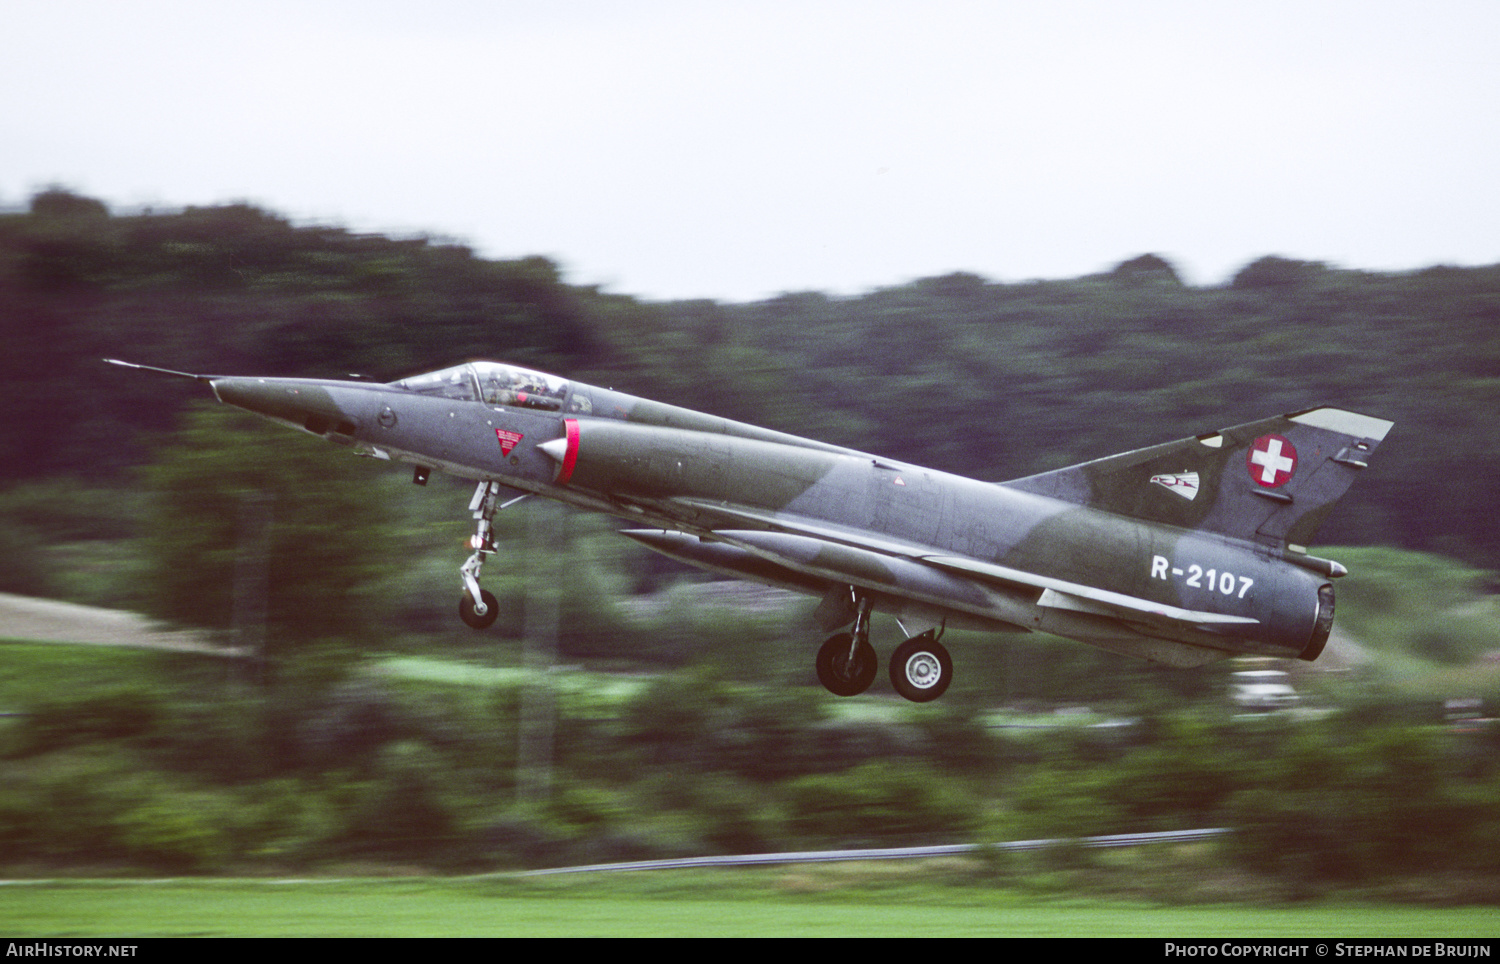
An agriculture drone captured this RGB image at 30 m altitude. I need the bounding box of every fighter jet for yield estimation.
[106,358,1392,702]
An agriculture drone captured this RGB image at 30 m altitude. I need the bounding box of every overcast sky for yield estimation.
[5,0,1498,301]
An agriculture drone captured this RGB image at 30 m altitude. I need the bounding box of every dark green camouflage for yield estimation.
[112,358,1393,699]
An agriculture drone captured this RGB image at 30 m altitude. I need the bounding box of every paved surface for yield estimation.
[0,592,234,654]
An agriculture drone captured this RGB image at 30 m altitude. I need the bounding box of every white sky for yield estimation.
[4,0,1498,301]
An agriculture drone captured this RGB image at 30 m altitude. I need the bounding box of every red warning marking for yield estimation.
[556,418,580,485]
[495,429,524,456]
[1247,434,1297,487]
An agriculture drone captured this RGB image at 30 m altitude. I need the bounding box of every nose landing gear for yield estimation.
[457,481,527,630]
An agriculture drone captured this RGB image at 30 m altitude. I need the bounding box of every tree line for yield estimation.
[2,189,1496,570]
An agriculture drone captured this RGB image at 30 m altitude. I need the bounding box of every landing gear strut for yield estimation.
[815,594,876,696]
[816,633,877,696]
[457,481,526,630]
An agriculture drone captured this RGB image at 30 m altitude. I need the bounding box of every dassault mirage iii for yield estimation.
[107,358,1392,702]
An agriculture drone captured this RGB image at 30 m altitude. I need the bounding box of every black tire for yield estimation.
[459,589,500,629]
[889,633,952,702]
[816,632,878,696]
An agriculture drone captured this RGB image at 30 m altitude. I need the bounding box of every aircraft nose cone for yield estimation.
[211,377,279,417]
[211,377,309,421]
[211,377,355,435]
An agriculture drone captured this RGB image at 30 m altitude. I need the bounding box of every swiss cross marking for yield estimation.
[1247,434,1297,487]
[496,429,524,456]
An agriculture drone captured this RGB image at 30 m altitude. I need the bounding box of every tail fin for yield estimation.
[1002,407,1393,552]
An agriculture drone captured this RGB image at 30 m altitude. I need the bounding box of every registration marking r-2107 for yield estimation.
[1150,554,1254,598]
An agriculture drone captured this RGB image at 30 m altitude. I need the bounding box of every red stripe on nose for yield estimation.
[556,418,580,484]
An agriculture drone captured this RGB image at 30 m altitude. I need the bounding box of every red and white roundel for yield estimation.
[1247,434,1297,487]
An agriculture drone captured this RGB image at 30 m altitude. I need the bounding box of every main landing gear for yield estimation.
[816,597,877,697]
[457,481,526,630]
[815,593,953,702]
[889,630,953,703]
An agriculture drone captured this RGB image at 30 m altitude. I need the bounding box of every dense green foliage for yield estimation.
[3,189,1498,900]
[706,266,1498,567]
[137,405,397,649]
[3,638,1500,901]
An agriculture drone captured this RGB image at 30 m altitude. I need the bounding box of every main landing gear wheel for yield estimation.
[459,589,499,629]
[816,632,878,697]
[889,632,952,703]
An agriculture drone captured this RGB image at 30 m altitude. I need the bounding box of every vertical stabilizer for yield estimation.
[1002,407,1393,550]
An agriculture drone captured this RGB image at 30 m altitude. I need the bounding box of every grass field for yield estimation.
[3,873,1497,938]
[4,593,1499,939]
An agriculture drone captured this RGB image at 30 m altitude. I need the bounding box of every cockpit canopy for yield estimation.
[392,362,571,411]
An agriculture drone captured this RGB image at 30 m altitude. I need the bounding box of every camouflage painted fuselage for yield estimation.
[205,362,1391,668]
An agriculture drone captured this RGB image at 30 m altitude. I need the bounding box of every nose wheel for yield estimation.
[460,589,500,629]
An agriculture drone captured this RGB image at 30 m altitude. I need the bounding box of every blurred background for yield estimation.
[0,190,1495,899]
[2,1,1498,901]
